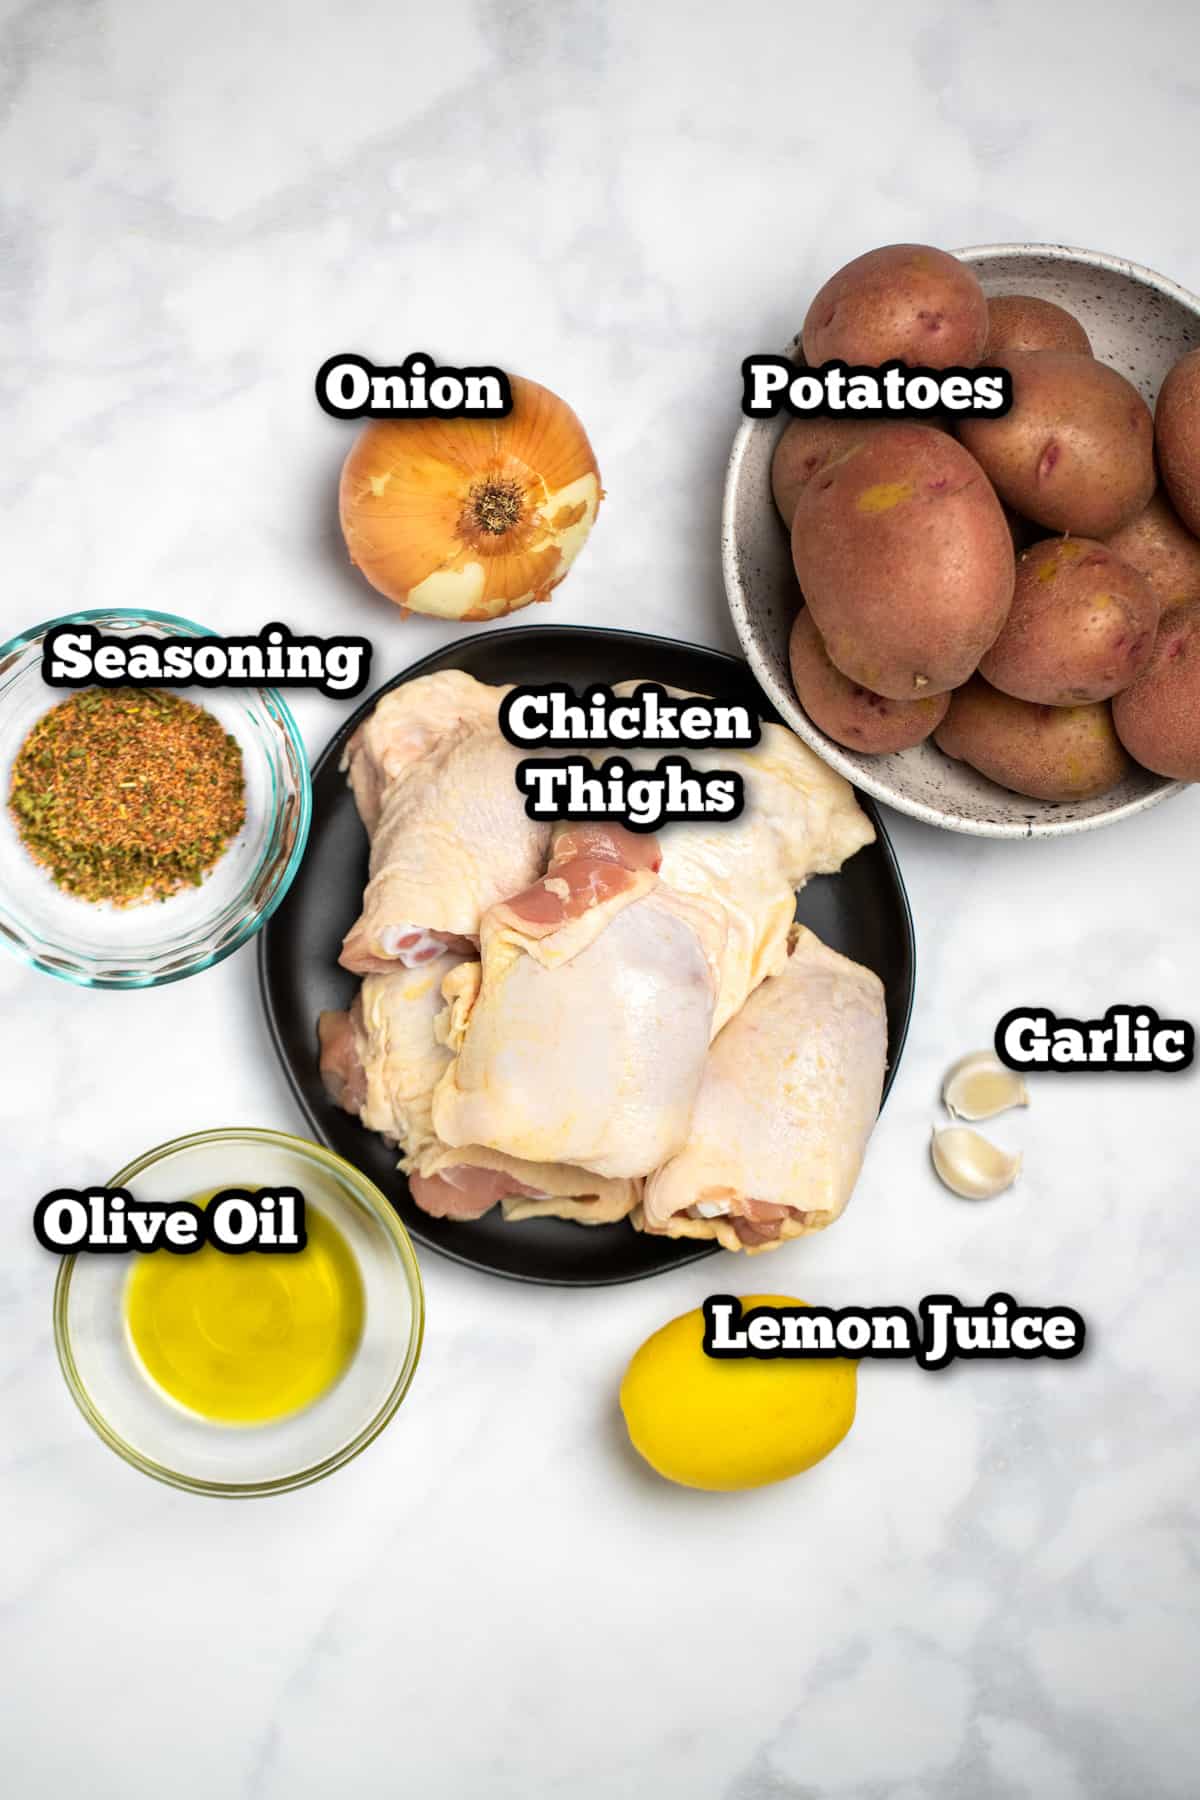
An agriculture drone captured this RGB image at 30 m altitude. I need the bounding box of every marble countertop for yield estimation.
[4,3,1200,1795]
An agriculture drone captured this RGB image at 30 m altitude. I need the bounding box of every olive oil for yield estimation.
[124,1196,365,1425]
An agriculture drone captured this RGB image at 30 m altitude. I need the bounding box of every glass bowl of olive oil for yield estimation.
[53,1129,424,1496]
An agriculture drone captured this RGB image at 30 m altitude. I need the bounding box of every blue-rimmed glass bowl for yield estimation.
[0,609,311,987]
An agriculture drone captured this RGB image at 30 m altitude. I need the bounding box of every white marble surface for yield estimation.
[4,2,1200,1794]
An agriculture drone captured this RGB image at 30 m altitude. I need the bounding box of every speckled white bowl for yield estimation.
[723,244,1200,837]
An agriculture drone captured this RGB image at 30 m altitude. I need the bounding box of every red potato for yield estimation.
[984,294,1091,358]
[935,679,1131,802]
[959,351,1156,537]
[771,418,879,528]
[1106,490,1200,612]
[790,423,1015,700]
[788,608,949,752]
[979,537,1158,705]
[1155,348,1200,536]
[1112,599,1200,779]
[802,244,988,370]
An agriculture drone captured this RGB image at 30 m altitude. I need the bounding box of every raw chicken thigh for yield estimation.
[319,950,636,1224]
[318,951,464,1159]
[636,926,887,1253]
[339,671,550,973]
[609,687,875,1030]
[409,1145,638,1225]
[343,670,498,835]
[432,824,721,1179]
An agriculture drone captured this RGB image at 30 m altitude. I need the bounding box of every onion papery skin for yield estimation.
[338,375,602,620]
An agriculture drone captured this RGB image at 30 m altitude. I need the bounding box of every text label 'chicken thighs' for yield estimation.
[503,682,755,831]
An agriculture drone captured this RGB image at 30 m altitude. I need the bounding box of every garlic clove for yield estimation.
[930,1126,1021,1200]
[942,1050,1029,1121]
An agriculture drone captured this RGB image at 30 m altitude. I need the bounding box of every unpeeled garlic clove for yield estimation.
[930,1126,1021,1200]
[942,1050,1029,1122]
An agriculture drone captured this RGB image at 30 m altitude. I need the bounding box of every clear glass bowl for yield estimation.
[54,1129,425,1497]
[0,609,311,987]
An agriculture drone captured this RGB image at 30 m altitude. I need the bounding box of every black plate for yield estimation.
[258,625,915,1286]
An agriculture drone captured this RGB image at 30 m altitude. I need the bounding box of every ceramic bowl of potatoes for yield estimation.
[724,243,1200,837]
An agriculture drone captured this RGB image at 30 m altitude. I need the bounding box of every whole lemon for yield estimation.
[619,1295,857,1491]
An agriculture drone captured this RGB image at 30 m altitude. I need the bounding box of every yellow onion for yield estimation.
[338,374,602,621]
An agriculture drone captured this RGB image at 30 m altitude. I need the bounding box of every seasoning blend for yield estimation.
[8,688,245,904]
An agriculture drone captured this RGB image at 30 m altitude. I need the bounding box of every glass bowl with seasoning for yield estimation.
[54,1129,424,1497]
[0,610,311,987]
